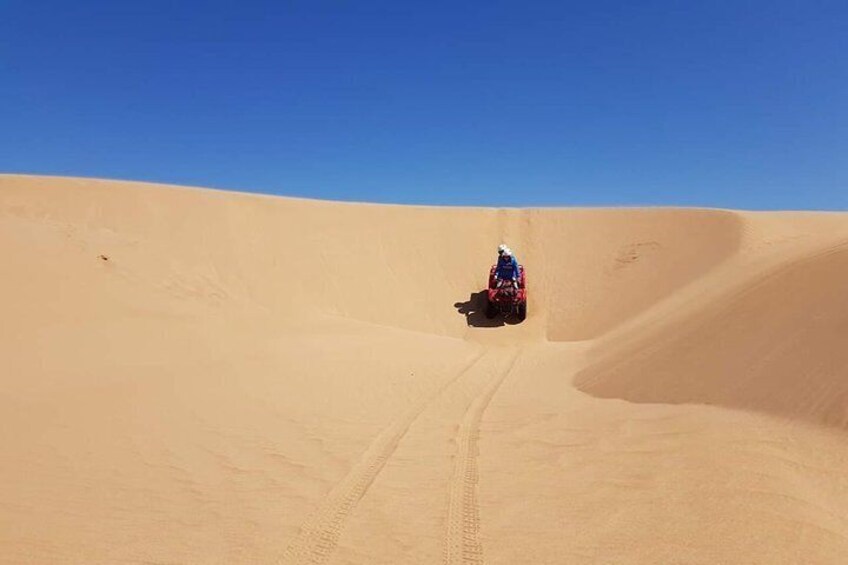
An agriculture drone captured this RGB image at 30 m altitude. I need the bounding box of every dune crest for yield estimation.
[3,174,848,563]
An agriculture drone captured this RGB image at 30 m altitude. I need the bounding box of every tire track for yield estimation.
[280,351,486,565]
[444,348,521,565]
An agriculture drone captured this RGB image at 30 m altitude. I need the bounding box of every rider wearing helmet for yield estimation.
[495,245,520,286]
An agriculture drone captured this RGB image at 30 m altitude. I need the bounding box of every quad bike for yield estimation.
[486,265,527,321]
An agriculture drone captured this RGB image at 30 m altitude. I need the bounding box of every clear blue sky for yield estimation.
[2,1,846,209]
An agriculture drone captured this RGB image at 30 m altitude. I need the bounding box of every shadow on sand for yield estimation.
[454,290,522,328]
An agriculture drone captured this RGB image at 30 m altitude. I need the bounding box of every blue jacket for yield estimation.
[496,255,520,280]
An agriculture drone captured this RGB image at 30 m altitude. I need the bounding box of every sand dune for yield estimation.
[2,174,848,563]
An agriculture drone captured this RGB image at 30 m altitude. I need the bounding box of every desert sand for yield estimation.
[2,174,848,564]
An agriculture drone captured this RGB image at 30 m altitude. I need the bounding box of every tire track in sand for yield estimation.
[444,348,521,565]
[280,352,486,565]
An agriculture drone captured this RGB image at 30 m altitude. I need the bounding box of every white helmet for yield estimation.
[498,243,509,255]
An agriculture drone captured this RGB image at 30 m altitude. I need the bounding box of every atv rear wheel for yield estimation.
[485,300,498,319]
[517,302,527,321]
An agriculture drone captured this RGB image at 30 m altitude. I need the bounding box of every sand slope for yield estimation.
[2,175,848,564]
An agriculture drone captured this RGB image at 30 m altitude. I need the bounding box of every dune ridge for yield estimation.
[2,174,848,563]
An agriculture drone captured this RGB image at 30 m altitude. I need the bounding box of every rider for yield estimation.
[495,244,520,287]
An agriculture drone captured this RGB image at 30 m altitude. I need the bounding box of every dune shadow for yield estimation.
[574,245,848,433]
[454,290,523,328]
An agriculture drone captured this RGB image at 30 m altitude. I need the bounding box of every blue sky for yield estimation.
[2,1,846,209]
